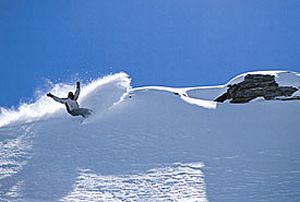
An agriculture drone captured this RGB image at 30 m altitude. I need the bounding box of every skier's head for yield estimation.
[68,92,74,100]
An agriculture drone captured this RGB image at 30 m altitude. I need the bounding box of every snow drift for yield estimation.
[0,71,300,201]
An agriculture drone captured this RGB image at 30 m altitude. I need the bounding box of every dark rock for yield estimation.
[214,92,228,102]
[215,74,298,103]
[275,96,300,101]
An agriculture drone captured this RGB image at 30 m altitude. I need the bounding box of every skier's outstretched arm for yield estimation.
[74,81,80,100]
[47,93,67,104]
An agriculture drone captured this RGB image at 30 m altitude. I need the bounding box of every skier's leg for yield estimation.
[68,109,81,117]
[77,108,93,118]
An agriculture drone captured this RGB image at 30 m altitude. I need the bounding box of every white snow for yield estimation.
[0,71,300,201]
[133,86,217,109]
[227,70,286,85]
[62,163,207,202]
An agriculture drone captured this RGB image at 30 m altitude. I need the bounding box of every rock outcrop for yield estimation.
[215,74,298,103]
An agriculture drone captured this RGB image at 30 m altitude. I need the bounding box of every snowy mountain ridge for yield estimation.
[0,70,300,201]
[2,70,299,128]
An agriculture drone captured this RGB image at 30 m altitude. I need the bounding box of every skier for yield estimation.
[47,81,93,118]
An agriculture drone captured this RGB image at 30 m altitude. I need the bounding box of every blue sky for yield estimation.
[1,0,300,107]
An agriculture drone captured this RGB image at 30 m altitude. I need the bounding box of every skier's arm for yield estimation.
[74,82,80,100]
[47,93,67,104]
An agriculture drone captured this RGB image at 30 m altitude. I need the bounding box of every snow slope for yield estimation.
[0,71,300,201]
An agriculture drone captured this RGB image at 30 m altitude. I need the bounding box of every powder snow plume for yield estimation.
[0,72,131,127]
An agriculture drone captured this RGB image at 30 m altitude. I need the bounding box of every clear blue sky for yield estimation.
[1,0,300,107]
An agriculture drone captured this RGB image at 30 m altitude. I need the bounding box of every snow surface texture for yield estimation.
[0,71,300,201]
[62,163,206,202]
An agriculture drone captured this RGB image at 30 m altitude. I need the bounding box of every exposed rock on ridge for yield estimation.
[215,74,298,103]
